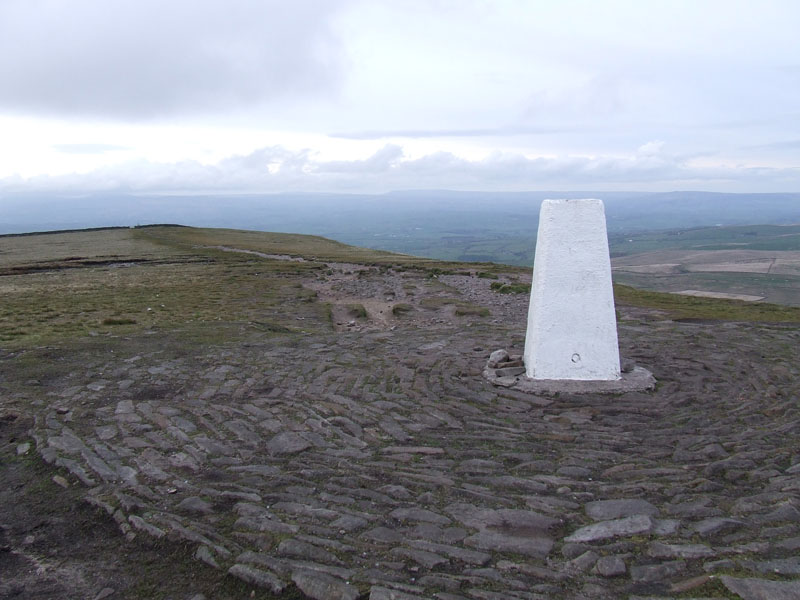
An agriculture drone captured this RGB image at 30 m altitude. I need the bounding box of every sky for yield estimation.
[1,0,799,195]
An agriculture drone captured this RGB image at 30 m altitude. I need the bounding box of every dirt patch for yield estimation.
[675,289,766,301]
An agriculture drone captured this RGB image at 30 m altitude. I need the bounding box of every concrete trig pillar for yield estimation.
[524,199,621,380]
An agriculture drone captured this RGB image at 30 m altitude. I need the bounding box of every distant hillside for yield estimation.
[2,190,799,265]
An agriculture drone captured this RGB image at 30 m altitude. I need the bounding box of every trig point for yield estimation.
[524,198,620,380]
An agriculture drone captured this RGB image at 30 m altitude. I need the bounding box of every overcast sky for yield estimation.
[1,0,798,194]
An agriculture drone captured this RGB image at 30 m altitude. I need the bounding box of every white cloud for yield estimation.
[3,143,798,194]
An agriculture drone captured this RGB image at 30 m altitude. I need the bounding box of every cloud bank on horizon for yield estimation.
[1,0,798,194]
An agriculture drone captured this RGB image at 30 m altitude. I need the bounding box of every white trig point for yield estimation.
[524,199,621,381]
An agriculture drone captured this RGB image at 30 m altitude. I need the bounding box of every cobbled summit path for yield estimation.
[11,268,800,599]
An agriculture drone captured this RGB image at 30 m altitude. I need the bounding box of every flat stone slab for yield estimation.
[484,364,656,394]
[564,515,653,543]
[585,499,659,520]
[720,576,800,600]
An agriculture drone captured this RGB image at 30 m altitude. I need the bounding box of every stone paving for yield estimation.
[13,268,800,599]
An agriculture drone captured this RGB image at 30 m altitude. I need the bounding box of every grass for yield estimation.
[614,284,800,323]
[392,303,414,316]
[454,305,490,317]
[0,227,339,347]
[3,225,799,350]
[490,281,531,294]
[419,297,490,317]
[346,304,368,319]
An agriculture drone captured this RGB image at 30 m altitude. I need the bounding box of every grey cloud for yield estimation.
[0,0,348,119]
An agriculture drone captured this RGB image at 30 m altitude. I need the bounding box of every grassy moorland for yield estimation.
[0,226,511,348]
[2,225,800,350]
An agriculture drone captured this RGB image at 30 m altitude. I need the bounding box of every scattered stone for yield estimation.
[195,545,219,568]
[595,556,626,577]
[176,496,213,515]
[564,515,652,543]
[390,547,448,569]
[585,499,659,520]
[16,442,31,455]
[292,569,360,600]
[487,350,509,367]
[629,560,686,582]
[369,586,427,600]
[389,507,451,526]
[464,529,553,559]
[748,557,800,575]
[227,564,285,594]
[669,574,713,593]
[277,538,342,564]
[566,550,599,573]
[494,366,526,378]
[266,432,313,455]
[756,503,800,524]
[719,576,800,600]
[52,475,69,488]
[331,515,368,532]
[693,517,746,538]
[647,541,715,559]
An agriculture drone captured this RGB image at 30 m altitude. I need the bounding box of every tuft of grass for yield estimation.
[346,304,368,319]
[102,317,138,326]
[455,305,490,317]
[477,271,499,279]
[392,303,414,316]
[490,281,531,294]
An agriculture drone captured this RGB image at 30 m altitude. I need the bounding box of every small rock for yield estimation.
[465,529,554,559]
[369,587,427,600]
[669,574,713,593]
[227,564,285,594]
[566,550,598,573]
[648,541,714,559]
[494,366,526,377]
[585,499,659,521]
[694,517,746,538]
[595,556,626,577]
[92,588,115,600]
[176,496,214,515]
[629,560,686,582]
[749,557,800,575]
[266,432,312,455]
[564,515,653,543]
[52,475,69,488]
[16,442,31,455]
[277,538,342,564]
[720,575,800,600]
[488,349,509,367]
[195,545,219,568]
[292,569,360,600]
[703,558,737,572]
